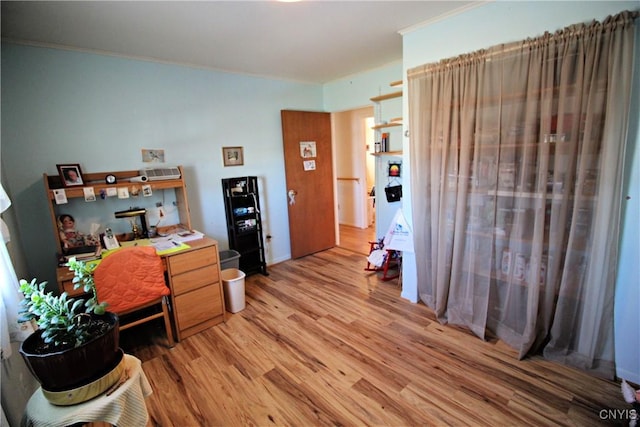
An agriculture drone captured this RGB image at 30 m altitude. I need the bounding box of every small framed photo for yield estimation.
[222,146,244,167]
[388,162,401,177]
[57,164,85,187]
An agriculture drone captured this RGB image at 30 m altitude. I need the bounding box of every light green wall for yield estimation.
[323,61,402,113]
[1,44,323,288]
[0,44,403,312]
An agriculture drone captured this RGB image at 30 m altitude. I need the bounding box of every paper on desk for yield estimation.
[149,237,190,253]
[171,229,204,243]
[156,242,190,255]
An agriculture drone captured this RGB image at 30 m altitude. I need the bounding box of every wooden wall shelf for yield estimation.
[372,122,402,130]
[370,90,402,103]
[371,150,403,157]
[44,165,192,255]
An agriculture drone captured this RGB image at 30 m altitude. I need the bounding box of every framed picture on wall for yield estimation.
[388,162,401,177]
[222,146,244,167]
[57,164,85,187]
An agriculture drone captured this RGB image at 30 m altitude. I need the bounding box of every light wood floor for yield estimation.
[338,224,376,255]
[121,247,628,426]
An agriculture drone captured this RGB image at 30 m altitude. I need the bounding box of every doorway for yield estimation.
[333,106,376,255]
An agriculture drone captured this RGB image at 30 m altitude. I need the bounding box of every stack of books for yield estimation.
[62,245,101,262]
[381,132,389,152]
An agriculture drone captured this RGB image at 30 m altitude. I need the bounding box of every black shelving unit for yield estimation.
[221,176,268,276]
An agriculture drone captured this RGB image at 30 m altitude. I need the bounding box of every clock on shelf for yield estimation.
[105,174,117,184]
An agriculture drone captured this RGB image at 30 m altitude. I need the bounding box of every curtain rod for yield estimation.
[408,10,638,78]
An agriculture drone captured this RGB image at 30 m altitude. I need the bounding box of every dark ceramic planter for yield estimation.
[19,312,120,391]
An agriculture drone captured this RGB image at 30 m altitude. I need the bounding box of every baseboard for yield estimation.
[617,367,640,385]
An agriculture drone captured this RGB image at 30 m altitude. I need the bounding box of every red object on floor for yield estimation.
[365,241,401,281]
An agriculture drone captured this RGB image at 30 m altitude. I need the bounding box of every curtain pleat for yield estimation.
[408,11,636,378]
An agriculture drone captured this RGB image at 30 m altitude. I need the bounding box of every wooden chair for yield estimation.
[365,240,401,281]
[94,246,175,347]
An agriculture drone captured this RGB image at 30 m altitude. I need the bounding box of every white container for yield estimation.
[514,253,526,281]
[501,249,511,275]
[221,268,246,313]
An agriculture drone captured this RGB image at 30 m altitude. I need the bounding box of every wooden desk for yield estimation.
[56,237,226,342]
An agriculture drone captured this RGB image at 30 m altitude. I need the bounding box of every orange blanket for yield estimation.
[94,246,170,313]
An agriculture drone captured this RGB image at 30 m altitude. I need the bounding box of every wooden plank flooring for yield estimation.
[120,247,629,426]
[338,224,376,255]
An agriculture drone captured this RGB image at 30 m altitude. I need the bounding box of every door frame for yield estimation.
[331,106,374,246]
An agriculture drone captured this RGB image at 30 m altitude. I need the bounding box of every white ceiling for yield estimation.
[1,1,478,83]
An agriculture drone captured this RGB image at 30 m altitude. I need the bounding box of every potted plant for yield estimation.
[18,258,121,394]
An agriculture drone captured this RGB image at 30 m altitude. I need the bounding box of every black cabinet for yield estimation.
[222,176,268,276]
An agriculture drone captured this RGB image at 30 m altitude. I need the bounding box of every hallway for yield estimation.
[338,224,376,255]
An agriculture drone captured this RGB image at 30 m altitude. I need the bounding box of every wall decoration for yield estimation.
[117,187,130,199]
[142,184,153,197]
[142,149,165,163]
[300,141,317,158]
[388,161,401,177]
[222,146,244,166]
[83,187,96,202]
[303,160,316,171]
[57,164,84,187]
[53,189,68,205]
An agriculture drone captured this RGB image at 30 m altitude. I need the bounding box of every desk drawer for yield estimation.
[175,285,223,331]
[171,265,219,296]
[168,246,218,275]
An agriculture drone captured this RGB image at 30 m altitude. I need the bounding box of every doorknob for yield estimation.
[288,189,297,205]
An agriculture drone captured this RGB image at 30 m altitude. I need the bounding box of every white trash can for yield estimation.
[221,268,246,313]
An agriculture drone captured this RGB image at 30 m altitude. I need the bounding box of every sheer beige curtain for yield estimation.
[408,11,636,378]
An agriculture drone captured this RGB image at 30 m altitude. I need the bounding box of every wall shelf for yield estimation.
[370,81,404,238]
[44,165,192,255]
[370,90,402,103]
[371,150,403,157]
[372,122,402,130]
[221,176,268,276]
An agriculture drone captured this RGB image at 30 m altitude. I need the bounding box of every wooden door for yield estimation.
[281,110,335,258]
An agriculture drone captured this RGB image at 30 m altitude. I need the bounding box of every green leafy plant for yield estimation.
[66,257,106,316]
[18,257,109,350]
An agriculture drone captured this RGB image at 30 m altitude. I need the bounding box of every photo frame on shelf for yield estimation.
[57,164,84,187]
[222,146,244,167]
